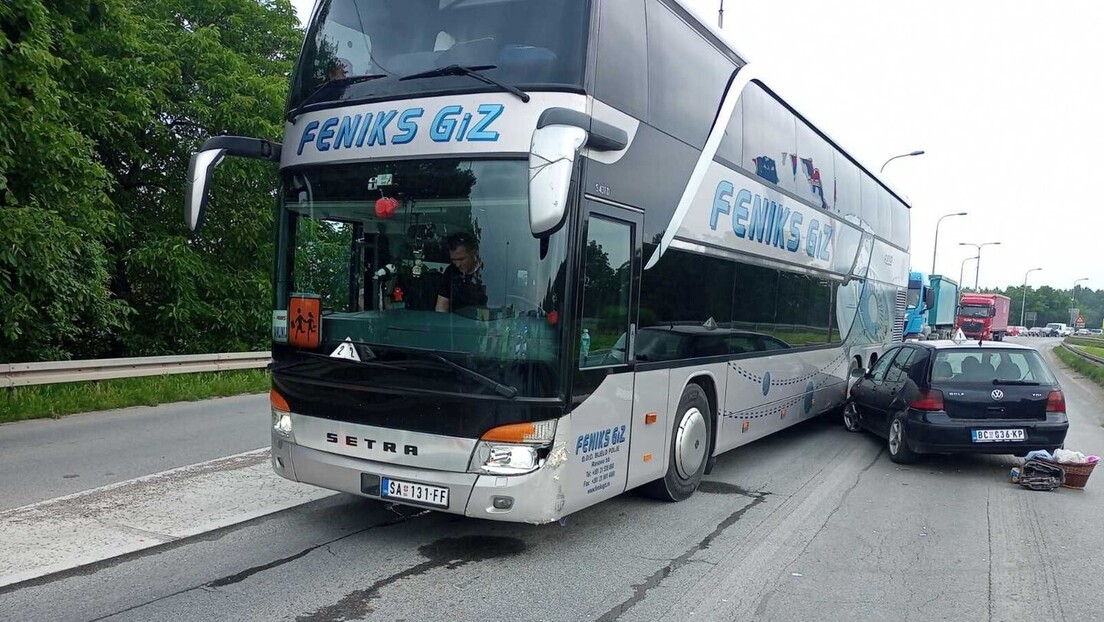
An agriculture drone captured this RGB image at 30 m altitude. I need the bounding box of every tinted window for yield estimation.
[795,121,834,211]
[647,0,734,147]
[595,0,647,119]
[742,83,797,192]
[716,92,743,166]
[885,348,917,383]
[291,0,592,110]
[774,272,836,346]
[859,173,881,234]
[890,198,910,250]
[733,261,778,329]
[870,349,898,381]
[640,249,735,330]
[834,153,861,219]
[580,217,632,368]
[933,349,1056,385]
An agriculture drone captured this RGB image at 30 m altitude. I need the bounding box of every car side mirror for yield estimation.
[850,367,868,379]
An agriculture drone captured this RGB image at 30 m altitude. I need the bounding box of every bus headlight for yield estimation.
[271,389,294,441]
[469,420,557,476]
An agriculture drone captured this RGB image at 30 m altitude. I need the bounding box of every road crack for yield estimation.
[594,488,770,622]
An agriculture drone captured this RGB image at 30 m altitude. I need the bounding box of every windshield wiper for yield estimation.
[275,352,407,372]
[364,342,519,398]
[286,74,389,122]
[399,64,530,103]
[993,379,1041,385]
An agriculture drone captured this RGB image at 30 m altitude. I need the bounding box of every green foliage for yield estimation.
[1054,346,1104,391]
[0,369,270,423]
[976,284,1103,328]
[0,0,302,363]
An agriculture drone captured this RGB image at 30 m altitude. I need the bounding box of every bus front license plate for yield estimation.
[380,477,450,508]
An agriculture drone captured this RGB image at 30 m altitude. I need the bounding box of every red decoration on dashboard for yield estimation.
[375,197,399,219]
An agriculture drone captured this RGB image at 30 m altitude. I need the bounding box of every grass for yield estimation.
[0,370,270,424]
[1078,345,1104,359]
[1054,346,1104,390]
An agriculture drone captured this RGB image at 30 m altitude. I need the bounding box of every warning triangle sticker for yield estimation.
[330,337,361,361]
[952,328,967,344]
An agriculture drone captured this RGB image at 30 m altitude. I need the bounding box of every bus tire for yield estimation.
[644,383,712,502]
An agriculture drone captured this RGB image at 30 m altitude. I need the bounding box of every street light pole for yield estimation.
[959,255,978,291]
[1021,267,1042,327]
[959,242,1001,290]
[932,212,968,275]
[880,150,926,174]
[718,0,724,27]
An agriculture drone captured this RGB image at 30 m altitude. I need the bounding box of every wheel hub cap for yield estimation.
[675,408,707,479]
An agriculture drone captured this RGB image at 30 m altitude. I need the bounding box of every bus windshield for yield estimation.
[279,159,569,398]
[290,0,592,113]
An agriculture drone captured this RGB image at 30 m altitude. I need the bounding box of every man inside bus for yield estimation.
[435,232,488,313]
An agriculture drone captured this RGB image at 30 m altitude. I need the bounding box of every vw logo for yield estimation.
[991,389,1005,400]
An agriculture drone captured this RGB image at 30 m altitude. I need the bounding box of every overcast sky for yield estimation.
[288,0,1103,291]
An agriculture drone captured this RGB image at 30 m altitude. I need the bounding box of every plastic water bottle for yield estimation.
[580,328,591,360]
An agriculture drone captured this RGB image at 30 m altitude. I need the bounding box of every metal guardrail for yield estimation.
[0,352,272,388]
[1061,343,1104,366]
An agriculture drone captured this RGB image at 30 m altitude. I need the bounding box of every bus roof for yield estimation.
[667,0,911,209]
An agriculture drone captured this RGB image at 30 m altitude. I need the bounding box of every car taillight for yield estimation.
[910,389,944,411]
[1046,390,1066,414]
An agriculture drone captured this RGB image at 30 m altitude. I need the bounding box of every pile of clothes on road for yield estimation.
[1011,449,1099,491]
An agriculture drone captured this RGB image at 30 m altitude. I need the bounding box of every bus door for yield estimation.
[562,201,642,514]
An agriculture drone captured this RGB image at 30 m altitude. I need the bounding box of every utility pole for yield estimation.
[718,0,724,28]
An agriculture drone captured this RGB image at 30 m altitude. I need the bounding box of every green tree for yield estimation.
[0,0,301,363]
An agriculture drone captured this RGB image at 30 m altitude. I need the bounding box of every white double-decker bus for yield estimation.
[186,0,910,523]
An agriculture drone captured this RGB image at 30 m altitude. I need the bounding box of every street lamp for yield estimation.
[931,212,968,275]
[880,150,926,174]
[959,255,978,291]
[958,242,1001,290]
[1021,267,1042,327]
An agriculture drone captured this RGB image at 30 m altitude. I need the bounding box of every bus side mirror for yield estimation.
[184,136,282,235]
[185,149,226,233]
[528,124,587,238]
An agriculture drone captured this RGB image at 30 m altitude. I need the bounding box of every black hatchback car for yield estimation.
[844,341,1068,463]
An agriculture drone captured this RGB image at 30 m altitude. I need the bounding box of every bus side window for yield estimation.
[579,217,632,369]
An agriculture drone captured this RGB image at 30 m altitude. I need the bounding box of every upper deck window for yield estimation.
[290,0,591,113]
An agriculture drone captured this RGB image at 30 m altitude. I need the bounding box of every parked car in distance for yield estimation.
[1076,328,1091,336]
[843,341,1068,464]
[1028,326,1046,336]
[1091,328,1103,336]
[1007,326,1021,337]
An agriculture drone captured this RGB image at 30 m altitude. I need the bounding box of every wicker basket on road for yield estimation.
[1036,458,1097,490]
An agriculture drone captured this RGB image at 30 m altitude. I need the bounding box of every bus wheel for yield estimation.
[644,383,712,502]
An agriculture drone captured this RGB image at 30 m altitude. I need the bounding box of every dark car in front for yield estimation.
[842,341,1068,463]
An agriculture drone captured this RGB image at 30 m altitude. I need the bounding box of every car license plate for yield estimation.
[971,429,1025,443]
[380,477,449,508]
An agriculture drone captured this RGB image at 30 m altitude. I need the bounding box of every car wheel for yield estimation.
[887,413,918,464]
[842,402,863,433]
[644,383,712,502]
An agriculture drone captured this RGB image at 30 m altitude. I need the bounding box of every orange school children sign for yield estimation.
[288,294,321,349]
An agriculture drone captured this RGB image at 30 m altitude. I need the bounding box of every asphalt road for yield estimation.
[2,338,1102,622]
[0,393,269,510]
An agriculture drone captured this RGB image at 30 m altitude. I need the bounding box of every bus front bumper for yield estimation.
[271,434,567,524]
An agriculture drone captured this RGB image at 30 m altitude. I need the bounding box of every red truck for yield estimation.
[956,293,1011,341]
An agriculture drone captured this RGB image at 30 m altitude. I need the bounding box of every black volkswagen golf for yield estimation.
[844,341,1068,463]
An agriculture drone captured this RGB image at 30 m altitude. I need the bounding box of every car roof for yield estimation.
[906,340,1039,352]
